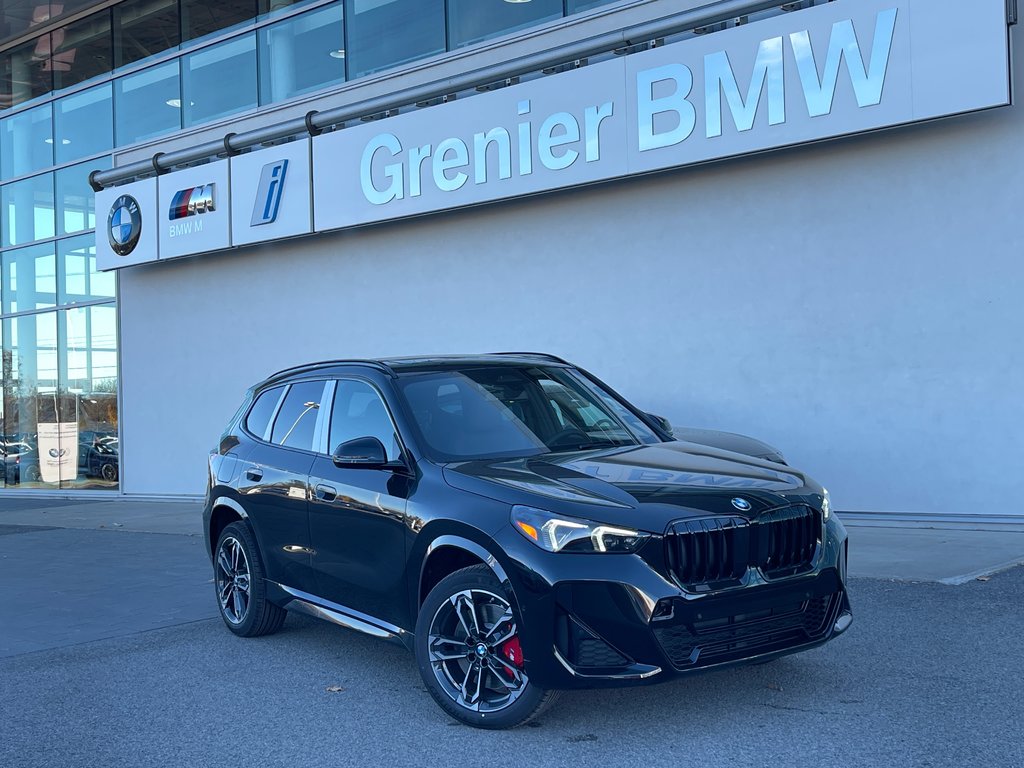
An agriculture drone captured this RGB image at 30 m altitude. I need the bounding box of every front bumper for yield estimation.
[497,516,852,690]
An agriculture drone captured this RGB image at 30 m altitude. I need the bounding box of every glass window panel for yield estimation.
[52,10,113,91]
[2,242,57,313]
[59,304,119,489]
[0,36,54,109]
[344,0,445,79]
[1,2,107,46]
[2,312,58,487]
[114,61,181,146]
[1,173,55,247]
[270,380,325,450]
[181,0,256,43]
[448,0,562,49]
[58,234,116,305]
[183,34,257,127]
[567,0,620,13]
[258,0,320,18]
[53,305,118,489]
[113,0,181,69]
[258,3,345,105]
[0,103,53,181]
[53,84,113,164]
[56,157,110,237]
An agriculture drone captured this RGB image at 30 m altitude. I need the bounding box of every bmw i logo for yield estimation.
[108,194,142,256]
[731,497,752,511]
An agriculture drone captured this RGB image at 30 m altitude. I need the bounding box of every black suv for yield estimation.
[204,354,851,728]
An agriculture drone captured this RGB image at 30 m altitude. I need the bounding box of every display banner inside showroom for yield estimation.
[95,0,1011,271]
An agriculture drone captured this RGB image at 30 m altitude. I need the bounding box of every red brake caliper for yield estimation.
[499,636,524,669]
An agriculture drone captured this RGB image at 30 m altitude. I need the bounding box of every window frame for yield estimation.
[265,379,328,451]
[320,376,410,466]
[242,384,287,442]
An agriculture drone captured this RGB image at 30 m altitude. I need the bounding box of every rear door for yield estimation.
[307,378,412,626]
[236,380,326,593]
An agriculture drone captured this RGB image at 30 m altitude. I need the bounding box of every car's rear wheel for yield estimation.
[415,564,558,729]
[214,521,286,637]
[100,462,118,482]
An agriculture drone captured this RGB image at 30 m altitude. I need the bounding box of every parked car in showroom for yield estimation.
[3,442,41,484]
[204,353,851,728]
[86,437,119,482]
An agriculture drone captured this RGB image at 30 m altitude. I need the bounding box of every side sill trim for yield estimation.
[271,582,411,646]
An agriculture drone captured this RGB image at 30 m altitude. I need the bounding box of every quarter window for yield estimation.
[328,380,400,461]
[245,385,284,439]
[270,381,325,450]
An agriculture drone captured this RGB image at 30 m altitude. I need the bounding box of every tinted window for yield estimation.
[397,366,660,461]
[271,381,325,450]
[182,34,257,127]
[448,0,561,49]
[245,386,283,439]
[52,11,113,91]
[329,380,400,461]
[113,0,181,69]
[344,0,445,79]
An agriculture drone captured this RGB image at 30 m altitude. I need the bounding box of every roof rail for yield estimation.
[260,359,397,386]
[491,352,573,366]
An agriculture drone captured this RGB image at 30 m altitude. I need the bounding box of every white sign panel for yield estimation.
[313,56,630,231]
[95,178,158,271]
[312,0,1010,232]
[158,160,231,260]
[230,139,312,246]
[37,422,79,484]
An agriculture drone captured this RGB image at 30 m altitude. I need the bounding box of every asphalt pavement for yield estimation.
[1,501,1022,768]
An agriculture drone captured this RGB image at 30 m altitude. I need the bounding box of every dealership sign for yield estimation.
[95,0,1010,270]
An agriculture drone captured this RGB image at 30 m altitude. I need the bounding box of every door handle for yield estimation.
[315,484,337,502]
[245,467,263,482]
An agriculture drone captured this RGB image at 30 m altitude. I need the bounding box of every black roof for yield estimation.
[258,352,571,387]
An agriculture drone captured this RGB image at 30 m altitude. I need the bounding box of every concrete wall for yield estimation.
[117,14,1024,515]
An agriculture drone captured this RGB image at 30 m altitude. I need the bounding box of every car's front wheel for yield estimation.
[415,564,558,729]
[214,521,286,637]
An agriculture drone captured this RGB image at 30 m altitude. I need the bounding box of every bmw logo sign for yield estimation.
[731,497,752,511]
[107,194,142,256]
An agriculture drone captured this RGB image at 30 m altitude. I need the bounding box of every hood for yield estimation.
[671,427,785,463]
[442,440,824,533]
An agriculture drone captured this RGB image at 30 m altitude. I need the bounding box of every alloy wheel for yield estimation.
[216,536,251,625]
[427,589,528,713]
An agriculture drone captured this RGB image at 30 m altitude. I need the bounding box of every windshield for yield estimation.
[395,365,662,462]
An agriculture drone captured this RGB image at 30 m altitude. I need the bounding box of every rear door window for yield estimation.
[270,381,327,451]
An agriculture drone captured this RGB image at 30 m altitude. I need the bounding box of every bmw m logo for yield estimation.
[107,194,142,256]
[169,184,216,220]
[731,497,752,511]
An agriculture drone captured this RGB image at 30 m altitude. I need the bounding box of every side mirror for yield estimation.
[332,436,388,468]
[646,413,675,438]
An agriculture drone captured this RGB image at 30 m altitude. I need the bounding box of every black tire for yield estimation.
[415,564,559,729]
[214,521,286,637]
[100,462,118,482]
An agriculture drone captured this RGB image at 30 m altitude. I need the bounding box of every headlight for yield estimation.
[511,505,649,553]
[821,488,831,521]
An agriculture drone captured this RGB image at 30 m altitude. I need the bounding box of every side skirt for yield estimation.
[265,580,415,651]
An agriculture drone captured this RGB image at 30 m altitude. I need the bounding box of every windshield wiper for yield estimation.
[554,440,632,452]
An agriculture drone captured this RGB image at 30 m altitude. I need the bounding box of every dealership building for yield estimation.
[0,0,1018,525]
